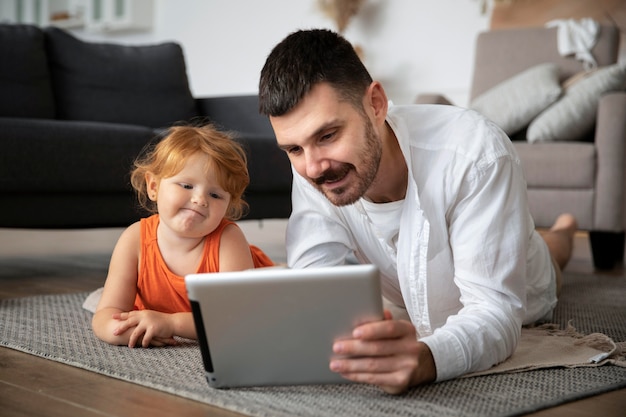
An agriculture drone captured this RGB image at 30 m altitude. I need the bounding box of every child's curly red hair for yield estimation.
[131,124,250,220]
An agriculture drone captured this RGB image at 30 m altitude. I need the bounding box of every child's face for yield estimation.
[147,153,231,239]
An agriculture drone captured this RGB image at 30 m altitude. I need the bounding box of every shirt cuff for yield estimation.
[420,331,467,382]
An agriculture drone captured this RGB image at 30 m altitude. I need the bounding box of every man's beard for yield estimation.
[310,117,381,206]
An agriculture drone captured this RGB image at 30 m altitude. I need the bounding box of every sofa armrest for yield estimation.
[414,93,454,105]
[594,91,626,231]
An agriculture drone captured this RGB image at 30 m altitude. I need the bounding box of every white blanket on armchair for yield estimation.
[546,18,600,70]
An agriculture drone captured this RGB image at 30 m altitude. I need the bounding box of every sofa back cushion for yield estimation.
[197,95,275,136]
[0,24,55,118]
[44,27,198,127]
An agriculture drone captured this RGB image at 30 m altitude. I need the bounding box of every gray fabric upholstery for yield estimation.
[1,117,155,192]
[0,24,55,118]
[197,95,274,136]
[514,142,595,189]
[470,26,620,100]
[414,94,453,105]
[527,63,626,142]
[593,92,626,231]
[526,189,594,230]
[44,27,197,128]
[514,142,598,231]
[470,63,562,136]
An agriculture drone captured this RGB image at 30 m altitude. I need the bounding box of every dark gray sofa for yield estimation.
[0,24,291,228]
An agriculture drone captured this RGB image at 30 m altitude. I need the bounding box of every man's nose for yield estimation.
[304,149,329,180]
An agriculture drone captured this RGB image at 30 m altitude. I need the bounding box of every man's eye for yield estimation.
[287,146,302,155]
[321,131,335,141]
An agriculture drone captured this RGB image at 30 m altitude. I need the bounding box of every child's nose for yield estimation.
[192,193,208,207]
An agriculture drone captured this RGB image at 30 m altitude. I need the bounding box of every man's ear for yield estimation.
[365,81,388,125]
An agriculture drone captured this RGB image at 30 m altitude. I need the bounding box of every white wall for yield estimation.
[74,0,490,107]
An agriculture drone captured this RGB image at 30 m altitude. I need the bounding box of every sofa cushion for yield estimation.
[0,24,55,119]
[527,62,626,142]
[0,117,156,192]
[44,27,197,127]
[470,63,562,136]
[513,142,596,188]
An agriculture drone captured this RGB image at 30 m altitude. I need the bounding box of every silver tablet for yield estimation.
[185,264,383,388]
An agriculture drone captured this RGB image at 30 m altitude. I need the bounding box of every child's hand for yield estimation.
[112,310,178,348]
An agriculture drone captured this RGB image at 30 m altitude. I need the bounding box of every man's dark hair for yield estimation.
[259,29,373,117]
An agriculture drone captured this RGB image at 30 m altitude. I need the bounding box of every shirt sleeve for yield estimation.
[420,127,529,381]
[286,167,354,268]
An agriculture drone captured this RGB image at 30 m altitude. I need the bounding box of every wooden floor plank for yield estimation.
[528,389,626,417]
[0,383,111,417]
[0,348,244,417]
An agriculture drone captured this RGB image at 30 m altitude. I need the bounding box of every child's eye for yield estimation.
[179,183,193,190]
[209,192,222,199]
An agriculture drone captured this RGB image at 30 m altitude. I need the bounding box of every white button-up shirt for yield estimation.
[286,104,556,381]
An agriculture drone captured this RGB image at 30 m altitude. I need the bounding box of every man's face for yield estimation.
[270,83,381,206]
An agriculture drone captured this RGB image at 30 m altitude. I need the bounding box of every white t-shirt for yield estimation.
[359,198,404,306]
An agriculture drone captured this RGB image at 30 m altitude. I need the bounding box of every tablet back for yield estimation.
[185,264,383,388]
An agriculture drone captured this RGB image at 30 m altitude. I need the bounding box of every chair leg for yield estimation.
[588,231,625,270]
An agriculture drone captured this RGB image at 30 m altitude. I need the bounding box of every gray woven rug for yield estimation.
[1,272,625,417]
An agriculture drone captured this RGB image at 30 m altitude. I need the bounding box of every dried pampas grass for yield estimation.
[317,0,365,33]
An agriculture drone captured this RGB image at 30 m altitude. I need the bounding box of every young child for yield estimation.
[92,124,274,348]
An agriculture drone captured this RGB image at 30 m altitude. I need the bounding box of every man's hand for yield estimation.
[112,310,178,348]
[329,310,437,394]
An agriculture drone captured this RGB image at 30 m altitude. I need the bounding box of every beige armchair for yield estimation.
[416,25,626,269]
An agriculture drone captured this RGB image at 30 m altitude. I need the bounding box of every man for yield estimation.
[258,29,576,394]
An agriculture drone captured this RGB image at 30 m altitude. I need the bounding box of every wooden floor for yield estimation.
[0,224,624,417]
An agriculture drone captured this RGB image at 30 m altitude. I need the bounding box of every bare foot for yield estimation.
[541,214,577,270]
[550,213,578,237]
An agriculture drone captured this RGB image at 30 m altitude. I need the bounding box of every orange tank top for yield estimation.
[134,214,273,313]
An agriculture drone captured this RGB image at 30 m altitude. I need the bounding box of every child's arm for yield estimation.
[218,223,257,271]
[92,222,147,346]
[93,222,196,347]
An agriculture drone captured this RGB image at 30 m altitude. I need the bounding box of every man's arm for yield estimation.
[421,127,529,381]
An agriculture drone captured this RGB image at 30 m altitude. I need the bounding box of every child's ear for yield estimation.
[145,172,159,201]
